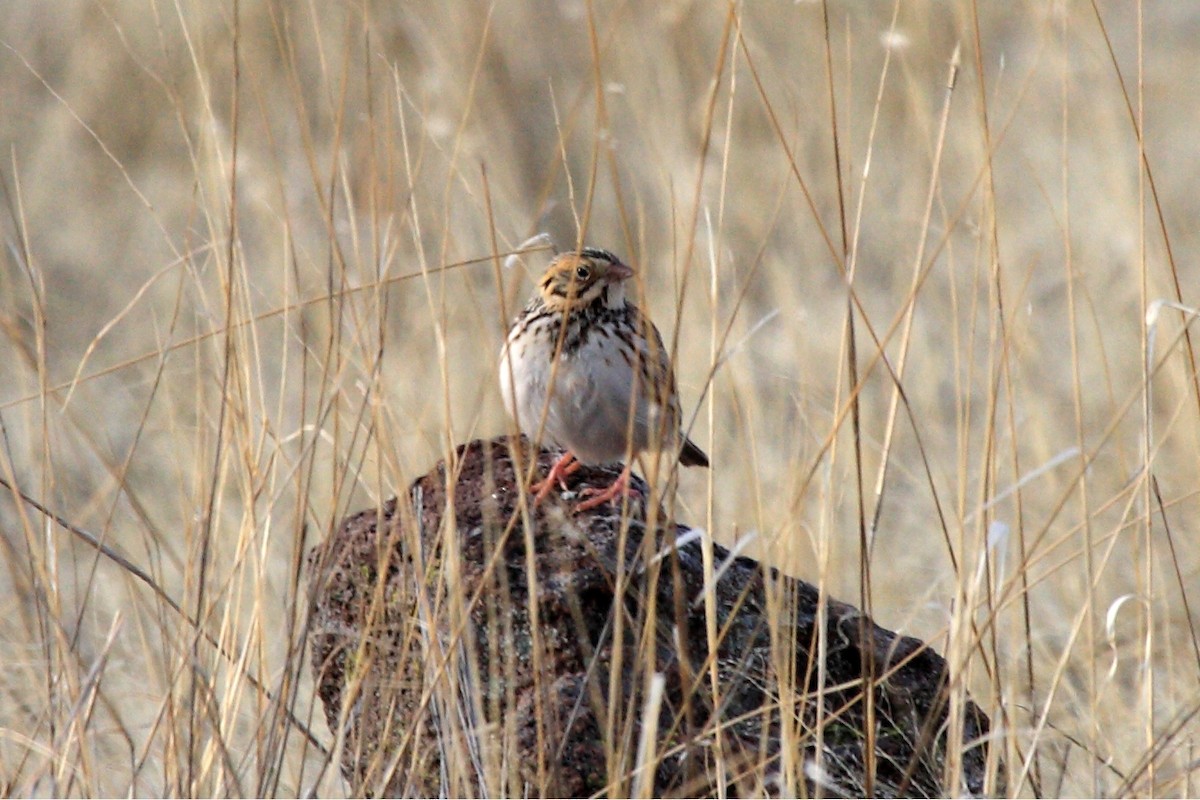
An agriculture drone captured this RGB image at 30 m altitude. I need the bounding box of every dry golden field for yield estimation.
[1,1,1198,796]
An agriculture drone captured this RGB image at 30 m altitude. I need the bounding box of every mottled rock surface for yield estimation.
[307,436,993,796]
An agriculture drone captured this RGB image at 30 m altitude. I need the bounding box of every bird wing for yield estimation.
[627,305,683,428]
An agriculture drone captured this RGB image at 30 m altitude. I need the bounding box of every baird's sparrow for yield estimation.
[499,247,708,511]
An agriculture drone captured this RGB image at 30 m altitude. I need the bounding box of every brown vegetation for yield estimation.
[0,1,1197,796]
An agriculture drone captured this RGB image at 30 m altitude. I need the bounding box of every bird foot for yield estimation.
[574,468,640,512]
[529,451,581,505]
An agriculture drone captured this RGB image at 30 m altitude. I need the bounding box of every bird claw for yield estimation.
[528,475,565,502]
[529,451,581,505]
[574,471,640,512]
[526,452,641,513]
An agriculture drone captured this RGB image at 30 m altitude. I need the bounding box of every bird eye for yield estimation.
[575,266,591,281]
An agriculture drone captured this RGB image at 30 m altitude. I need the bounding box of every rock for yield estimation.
[306,436,993,797]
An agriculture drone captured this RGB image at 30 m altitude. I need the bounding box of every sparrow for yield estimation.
[499,247,708,511]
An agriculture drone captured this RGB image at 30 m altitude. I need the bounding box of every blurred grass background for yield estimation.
[1,0,1198,795]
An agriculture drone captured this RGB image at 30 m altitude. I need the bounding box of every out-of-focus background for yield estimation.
[1,1,1197,795]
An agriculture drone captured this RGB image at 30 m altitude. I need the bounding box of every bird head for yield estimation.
[537,247,634,311]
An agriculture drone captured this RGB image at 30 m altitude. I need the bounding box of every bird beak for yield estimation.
[608,262,634,282]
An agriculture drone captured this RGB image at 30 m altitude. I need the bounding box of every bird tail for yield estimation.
[678,436,710,468]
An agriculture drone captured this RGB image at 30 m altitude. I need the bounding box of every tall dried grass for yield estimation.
[0,0,1197,795]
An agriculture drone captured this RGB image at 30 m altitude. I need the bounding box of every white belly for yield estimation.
[499,325,661,464]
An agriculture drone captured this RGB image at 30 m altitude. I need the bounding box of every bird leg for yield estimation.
[530,450,581,504]
[575,462,641,512]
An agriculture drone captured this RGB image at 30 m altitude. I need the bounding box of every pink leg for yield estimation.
[529,451,581,505]
[575,463,641,512]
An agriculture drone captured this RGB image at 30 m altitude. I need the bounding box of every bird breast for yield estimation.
[500,310,664,464]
